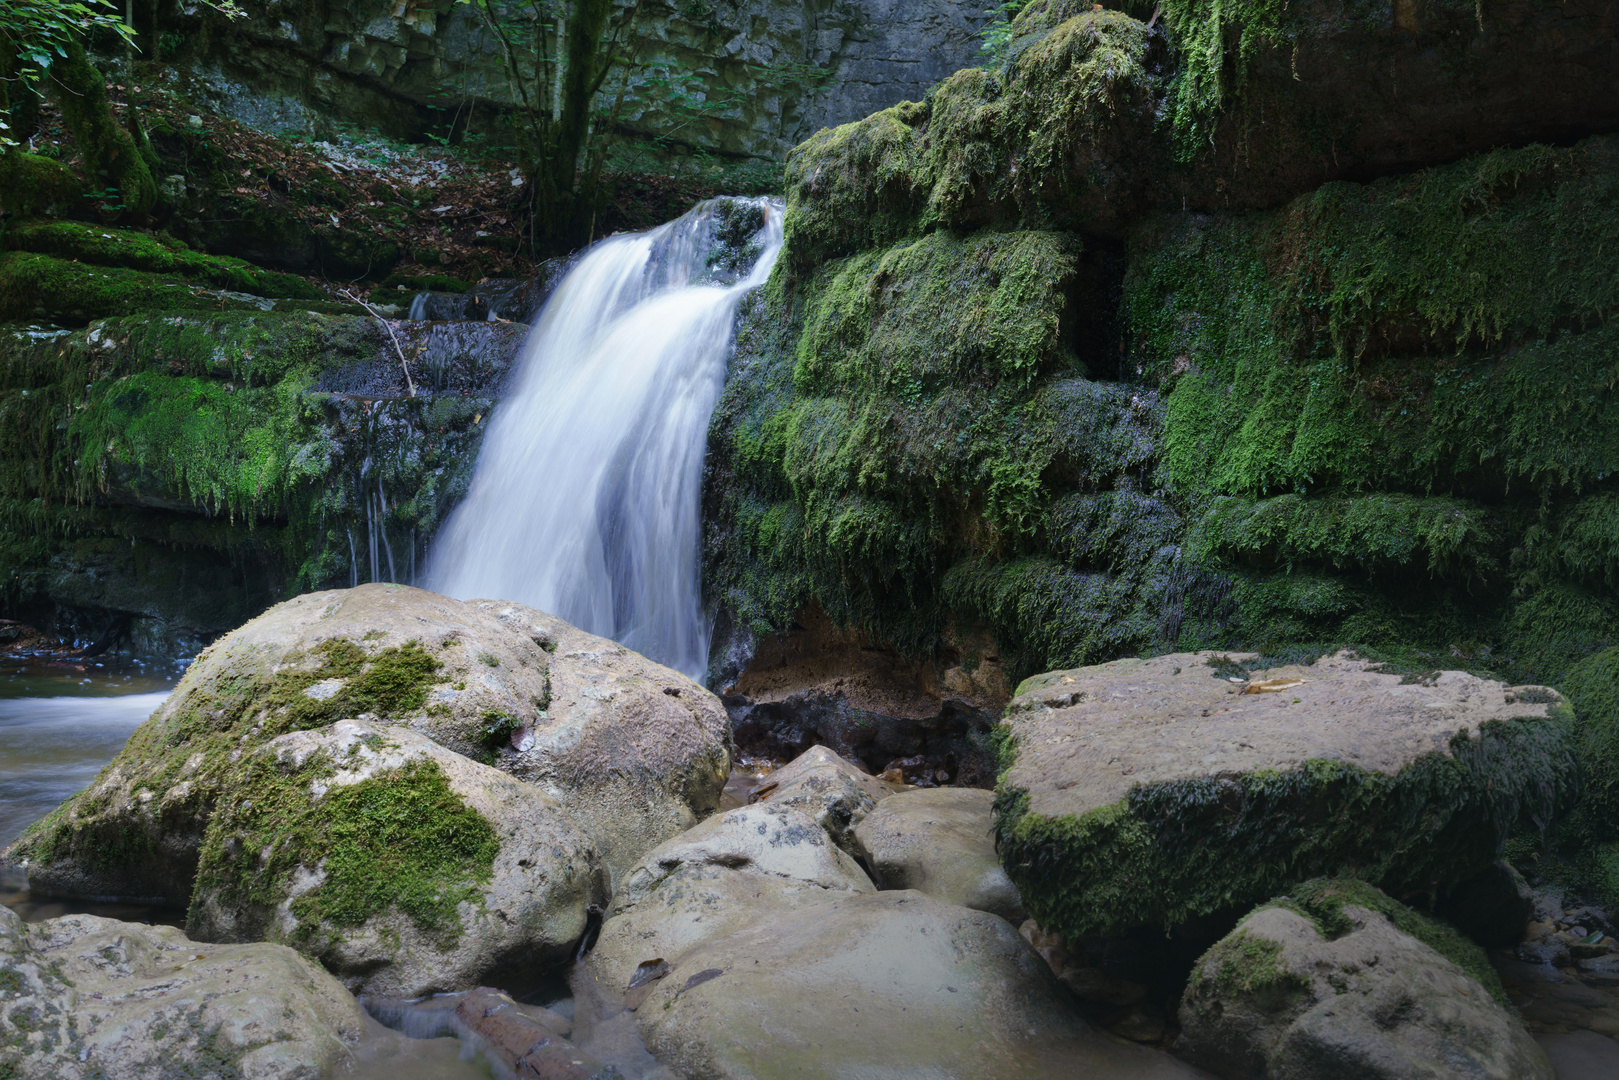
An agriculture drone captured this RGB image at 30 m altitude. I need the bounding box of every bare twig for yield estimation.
[342,289,418,397]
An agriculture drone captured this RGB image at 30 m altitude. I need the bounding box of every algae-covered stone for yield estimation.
[0,906,366,1080]
[188,719,606,996]
[748,744,901,853]
[995,651,1576,940]
[585,803,873,994]
[1176,879,1554,1080]
[853,786,1026,923]
[633,890,1207,1080]
[6,585,729,903]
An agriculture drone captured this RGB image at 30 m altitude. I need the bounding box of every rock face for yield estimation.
[6,585,729,904]
[632,890,1209,1079]
[187,719,607,996]
[165,0,989,156]
[1438,860,1535,948]
[1177,879,1554,1080]
[995,652,1577,940]
[721,601,1006,784]
[747,744,901,853]
[586,803,874,995]
[0,906,366,1080]
[853,786,1025,923]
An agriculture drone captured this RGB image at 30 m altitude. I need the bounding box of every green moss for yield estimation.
[1564,648,1619,841]
[9,637,447,892]
[0,152,84,217]
[191,753,497,948]
[995,710,1578,941]
[0,252,263,323]
[48,42,155,216]
[382,273,470,293]
[3,221,322,299]
[1194,929,1307,1004]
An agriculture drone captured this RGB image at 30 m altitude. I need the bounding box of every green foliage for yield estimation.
[192,753,498,947]
[0,0,132,149]
[995,711,1578,940]
[1154,0,1288,159]
[1564,648,1619,842]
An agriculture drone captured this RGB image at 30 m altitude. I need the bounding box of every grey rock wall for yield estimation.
[172,0,989,157]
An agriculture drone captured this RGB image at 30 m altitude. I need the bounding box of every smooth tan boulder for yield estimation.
[633,890,1210,1080]
[1177,879,1554,1079]
[0,906,365,1080]
[748,744,902,853]
[187,719,607,996]
[852,785,1025,922]
[6,584,731,902]
[586,802,873,995]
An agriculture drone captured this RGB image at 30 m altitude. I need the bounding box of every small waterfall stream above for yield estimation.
[427,197,784,677]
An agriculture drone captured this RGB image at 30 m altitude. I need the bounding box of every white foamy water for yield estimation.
[427,198,784,678]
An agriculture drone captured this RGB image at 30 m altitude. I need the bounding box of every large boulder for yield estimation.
[585,802,873,995]
[853,786,1026,923]
[5,585,730,902]
[0,906,366,1080]
[187,719,607,996]
[995,651,1577,940]
[632,890,1208,1079]
[1176,879,1554,1079]
[747,744,902,853]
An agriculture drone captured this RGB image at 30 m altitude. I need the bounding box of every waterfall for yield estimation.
[426,197,784,678]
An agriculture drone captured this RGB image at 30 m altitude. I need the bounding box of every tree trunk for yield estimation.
[538,0,611,246]
[49,40,155,217]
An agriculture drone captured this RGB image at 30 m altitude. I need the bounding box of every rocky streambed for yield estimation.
[0,584,1612,1079]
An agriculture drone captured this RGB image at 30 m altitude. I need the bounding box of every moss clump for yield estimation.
[1273,878,1507,1005]
[0,152,84,217]
[191,753,498,948]
[994,711,1577,941]
[47,42,155,217]
[3,221,322,299]
[1193,930,1307,1005]
[781,9,1160,270]
[381,273,470,294]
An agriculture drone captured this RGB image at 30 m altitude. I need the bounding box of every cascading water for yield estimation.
[426,197,784,678]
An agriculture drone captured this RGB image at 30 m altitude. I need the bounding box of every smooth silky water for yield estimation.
[428,197,785,678]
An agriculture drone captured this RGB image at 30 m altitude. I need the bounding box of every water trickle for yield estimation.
[427,197,783,678]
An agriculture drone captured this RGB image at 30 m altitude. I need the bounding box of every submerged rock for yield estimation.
[586,802,873,996]
[632,890,1208,1080]
[6,585,729,905]
[1176,878,1553,1079]
[853,786,1025,923]
[187,719,606,996]
[996,651,1577,940]
[0,905,365,1080]
[746,744,901,853]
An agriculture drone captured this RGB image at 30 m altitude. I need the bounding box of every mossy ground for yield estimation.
[992,702,1576,942]
[191,749,497,948]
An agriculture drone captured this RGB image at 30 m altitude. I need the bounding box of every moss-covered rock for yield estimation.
[189,719,606,996]
[0,252,269,323]
[993,651,1576,940]
[4,585,731,904]
[0,312,517,648]
[1177,878,1552,1079]
[0,152,85,218]
[3,221,323,299]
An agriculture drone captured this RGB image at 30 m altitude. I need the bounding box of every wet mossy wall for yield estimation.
[705,4,1619,693]
[0,306,514,652]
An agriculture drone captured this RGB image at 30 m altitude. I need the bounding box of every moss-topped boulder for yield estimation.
[188,719,606,996]
[1176,878,1552,1079]
[3,221,323,300]
[994,651,1576,939]
[4,585,731,903]
[0,907,368,1080]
